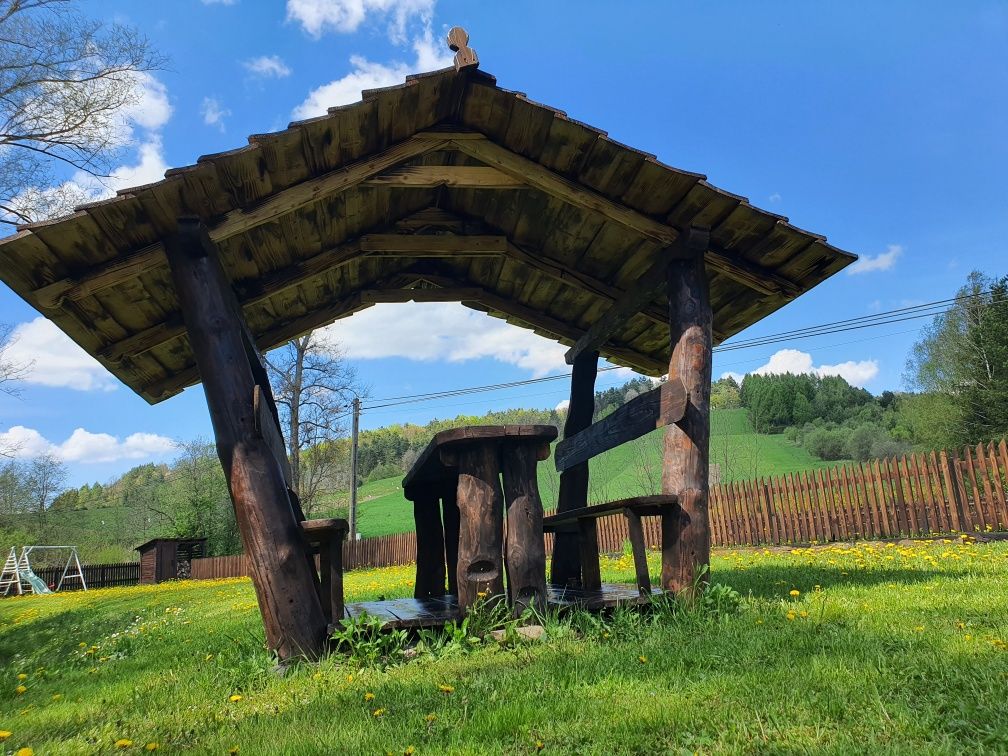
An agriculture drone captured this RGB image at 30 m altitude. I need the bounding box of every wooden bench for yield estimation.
[543,495,679,596]
[301,518,348,623]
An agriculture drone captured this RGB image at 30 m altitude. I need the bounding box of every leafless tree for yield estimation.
[0,323,30,457]
[266,330,365,515]
[24,452,66,527]
[0,0,164,225]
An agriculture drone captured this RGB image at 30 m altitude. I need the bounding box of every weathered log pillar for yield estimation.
[413,489,447,599]
[502,442,548,616]
[164,218,327,660]
[661,249,713,595]
[551,350,598,587]
[452,444,505,608]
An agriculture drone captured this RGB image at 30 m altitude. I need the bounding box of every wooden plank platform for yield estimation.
[333,582,661,632]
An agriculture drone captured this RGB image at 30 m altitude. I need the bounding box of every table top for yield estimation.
[402,424,558,493]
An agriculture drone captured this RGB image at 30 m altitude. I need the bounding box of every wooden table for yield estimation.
[402,425,558,614]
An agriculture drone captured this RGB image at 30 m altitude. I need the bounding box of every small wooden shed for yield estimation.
[136,538,207,584]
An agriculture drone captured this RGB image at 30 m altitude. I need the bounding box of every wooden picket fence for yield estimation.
[191,531,418,580]
[188,440,1008,581]
[707,439,1008,547]
[31,561,140,590]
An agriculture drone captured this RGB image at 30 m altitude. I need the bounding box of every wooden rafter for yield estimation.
[143,272,668,401]
[440,132,799,299]
[32,134,451,308]
[362,165,523,188]
[446,134,680,246]
[565,227,710,364]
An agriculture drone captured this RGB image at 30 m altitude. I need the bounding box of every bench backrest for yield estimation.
[553,378,687,472]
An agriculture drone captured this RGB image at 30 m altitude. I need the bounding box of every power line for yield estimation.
[355,287,1002,413]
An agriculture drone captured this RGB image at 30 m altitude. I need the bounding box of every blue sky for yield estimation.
[0,0,1006,487]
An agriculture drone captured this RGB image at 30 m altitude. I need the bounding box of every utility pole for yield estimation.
[349,396,360,539]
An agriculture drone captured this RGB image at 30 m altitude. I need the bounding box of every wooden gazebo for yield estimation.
[0,33,855,659]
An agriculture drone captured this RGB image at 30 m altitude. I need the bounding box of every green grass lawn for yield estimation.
[2,539,1007,754]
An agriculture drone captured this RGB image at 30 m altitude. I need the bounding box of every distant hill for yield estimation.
[1,408,845,562]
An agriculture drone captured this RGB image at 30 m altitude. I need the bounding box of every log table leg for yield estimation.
[578,519,602,590]
[413,488,447,599]
[623,508,652,596]
[502,443,548,617]
[452,444,505,609]
[442,485,460,596]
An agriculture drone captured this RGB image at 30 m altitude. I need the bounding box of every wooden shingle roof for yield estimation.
[0,66,856,404]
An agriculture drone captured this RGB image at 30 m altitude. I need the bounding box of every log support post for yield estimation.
[661,231,713,596]
[164,217,327,660]
[551,350,599,587]
[501,442,548,617]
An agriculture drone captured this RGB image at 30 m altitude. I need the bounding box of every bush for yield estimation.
[366,462,402,483]
[804,427,851,461]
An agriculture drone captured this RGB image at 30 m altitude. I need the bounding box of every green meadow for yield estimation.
[2,539,1006,754]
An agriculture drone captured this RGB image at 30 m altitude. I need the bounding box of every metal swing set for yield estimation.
[0,546,87,596]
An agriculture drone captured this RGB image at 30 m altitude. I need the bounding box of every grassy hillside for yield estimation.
[1,409,849,556]
[321,409,846,537]
[2,540,1006,753]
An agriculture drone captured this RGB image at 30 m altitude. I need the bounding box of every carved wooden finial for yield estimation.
[446,26,478,72]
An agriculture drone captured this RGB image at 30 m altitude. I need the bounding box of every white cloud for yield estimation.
[768,192,781,203]
[315,302,569,377]
[4,318,118,391]
[0,426,174,464]
[125,73,173,133]
[286,0,435,41]
[554,399,570,412]
[244,55,293,78]
[721,348,879,387]
[847,244,902,275]
[292,27,451,118]
[201,97,231,132]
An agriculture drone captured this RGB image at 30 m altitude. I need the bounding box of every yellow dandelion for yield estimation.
[536,740,545,751]
[425,713,437,723]
[438,684,454,694]
[15,685,26,695]
[372,708,385,717]
[346,674,354,683]
[789,589,800,598]
[145,743,159,751]
[755,618,763,625]
[15,748,32,756]
[799,611,808,619]
[404,747,415,755]
[16,674,26,681]
[78,642,86,648]
[229,694,243,702]
[115,739,133,748]
[205,654,214,661]
[0,731,11,741]
[786,611,796,621]
[638,655,647,664]
[364,692,375,702]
